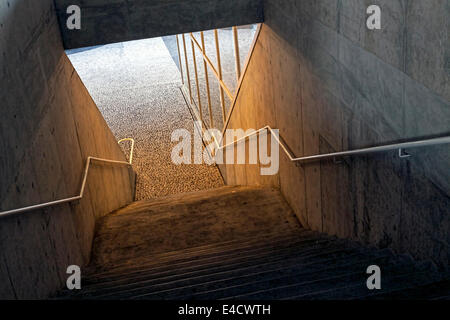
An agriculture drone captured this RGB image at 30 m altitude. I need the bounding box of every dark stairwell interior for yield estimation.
[57,186,448,300]
[0,0,449,300]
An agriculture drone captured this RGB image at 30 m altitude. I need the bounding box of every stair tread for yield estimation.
[84,236,330,286]
[110,186,247,215]
[222,264,431,301]
[90,187,301,266]
[83,246,357,297]
[62,237,342,297]
[285,270,445,300]
[96,249,396,299]
[85,229,317,276]
[55,186,446,300]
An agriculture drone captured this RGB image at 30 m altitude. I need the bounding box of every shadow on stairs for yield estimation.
[56,186,449,300]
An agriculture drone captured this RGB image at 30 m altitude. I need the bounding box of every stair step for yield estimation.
[55,186,446,300]
[83,237,330,287]
[80,244,363,299]
[82,246,397,299]
[288,270,444,300]
[221,257,422,300]
[84,232,324,284]
[85,229,317,276]
[62,236,343,298]
[108,186,246,217]
[123,249,395,300]
[90,186,301,267]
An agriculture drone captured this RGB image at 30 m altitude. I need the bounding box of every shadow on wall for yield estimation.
[220,0,449,267]
[0,0,134,299]
[66,44,106,55]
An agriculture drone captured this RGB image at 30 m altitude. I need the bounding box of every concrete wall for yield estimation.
[222,0,449,267]
[0,0,135,298]
[54,0,264,49]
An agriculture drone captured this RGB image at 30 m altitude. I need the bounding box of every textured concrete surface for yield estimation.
[220,1,450,267]
[89,186,301,267]
[0,0,134,299]
[67,37,224,200]
[58,185,448,300]
[54,0,264,49]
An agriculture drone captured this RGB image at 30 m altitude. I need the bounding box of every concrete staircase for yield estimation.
[57,186,449,299]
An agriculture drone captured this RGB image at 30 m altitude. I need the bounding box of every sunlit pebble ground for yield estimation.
[67,38,225,200]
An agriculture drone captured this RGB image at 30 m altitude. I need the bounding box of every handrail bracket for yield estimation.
[398,148,411,159]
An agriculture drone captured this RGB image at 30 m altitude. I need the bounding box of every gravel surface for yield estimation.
[67,38,224,200]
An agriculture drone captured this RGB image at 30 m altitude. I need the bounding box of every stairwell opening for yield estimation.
[65,25,260,201]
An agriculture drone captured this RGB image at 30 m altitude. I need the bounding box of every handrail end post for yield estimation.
[398,148,411,159]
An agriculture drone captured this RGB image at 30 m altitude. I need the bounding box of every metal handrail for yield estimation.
[205,124,450,164]
[189,33,234,101]
[178,24,262,129]
[118,138,135,164]
[0,138,135,218]
[178,25,449,170]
